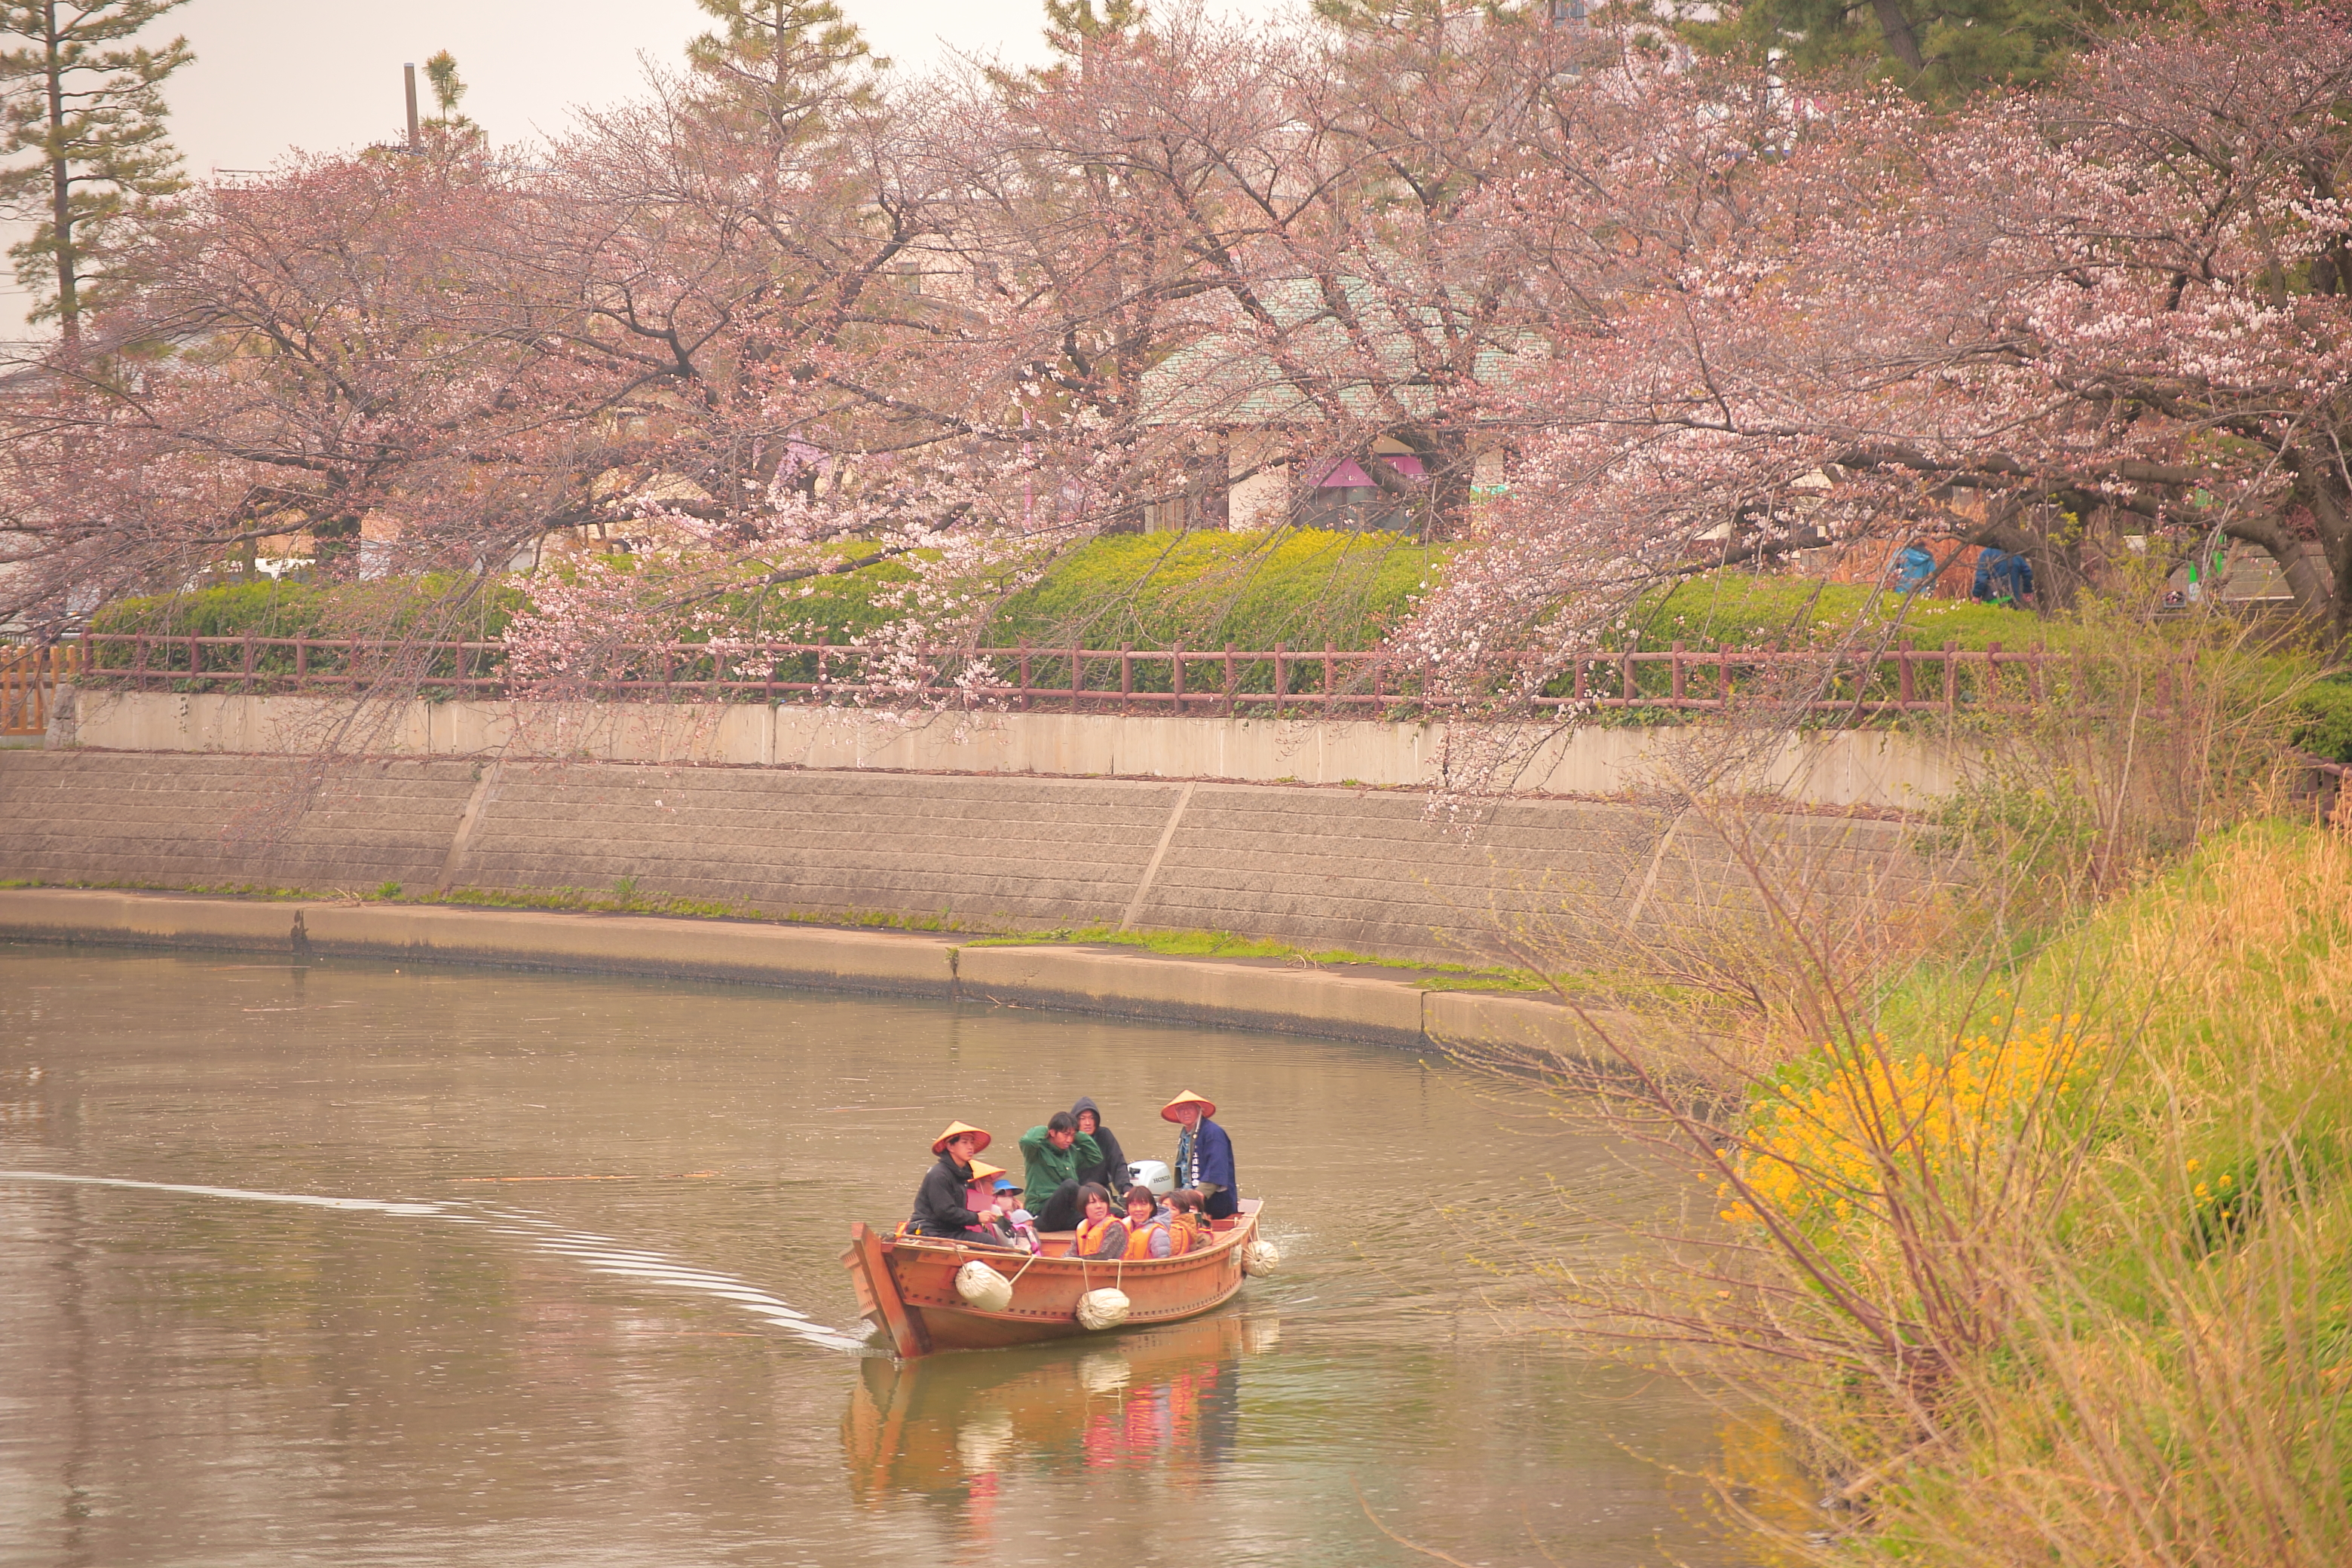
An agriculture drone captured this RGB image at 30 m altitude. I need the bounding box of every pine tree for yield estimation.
[1683,0,2176,96]
[0,0,192,336]
[1043,0,1147,50]
[421,49,469,129]
[684,0,883,153]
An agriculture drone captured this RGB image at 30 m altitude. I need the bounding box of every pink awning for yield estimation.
[1309,453,1425,488]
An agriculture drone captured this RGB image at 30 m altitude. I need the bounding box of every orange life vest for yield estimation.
[1168,1214,1210,1254]
[1124,1220,1163,1260]
[1075,1216,1124,1259]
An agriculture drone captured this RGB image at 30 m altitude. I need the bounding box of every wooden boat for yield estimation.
[841,1199,1263,1358]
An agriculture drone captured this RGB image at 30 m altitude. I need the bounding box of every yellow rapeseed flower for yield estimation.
[1725,1016,2096,1233]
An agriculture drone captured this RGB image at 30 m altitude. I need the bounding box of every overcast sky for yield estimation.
[2,0,1289,335]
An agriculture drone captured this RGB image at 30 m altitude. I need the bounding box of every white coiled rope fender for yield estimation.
[1242,1239,1282,1277]
[1077,1288,1132,1330]
[954,1259,1015,1312]
[1076,1252,1131,1331]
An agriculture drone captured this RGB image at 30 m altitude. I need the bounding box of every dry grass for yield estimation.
[1433,610,2352,1563]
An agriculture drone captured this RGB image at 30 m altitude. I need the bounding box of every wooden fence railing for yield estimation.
[61,632,2168,718]
[1,642,80,736]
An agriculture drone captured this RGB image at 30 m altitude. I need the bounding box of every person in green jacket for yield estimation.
[1018,1110,1100,1233]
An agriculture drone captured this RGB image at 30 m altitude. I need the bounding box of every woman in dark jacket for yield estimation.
[908,1121,991,1238]
[1070,1097,1131,1193]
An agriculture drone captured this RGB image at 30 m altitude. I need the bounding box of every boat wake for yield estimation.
[0,1168,868,1353]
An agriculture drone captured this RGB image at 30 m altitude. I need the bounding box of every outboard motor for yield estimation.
[1129,1159,1175,1197]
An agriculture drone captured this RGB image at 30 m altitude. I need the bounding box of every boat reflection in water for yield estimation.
[844,1310,1278,1537]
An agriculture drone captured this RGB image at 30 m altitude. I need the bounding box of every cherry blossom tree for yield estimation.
[0,144,637,640]
[1404,2,2352,700]
[8,0,2347,704]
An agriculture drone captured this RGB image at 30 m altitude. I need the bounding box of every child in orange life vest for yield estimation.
[1163,1188,1214,1255]
[1072,1183,1131,1260]
[1122,1184,1175,1259]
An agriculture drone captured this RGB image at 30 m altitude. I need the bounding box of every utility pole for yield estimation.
[403,61,419,152]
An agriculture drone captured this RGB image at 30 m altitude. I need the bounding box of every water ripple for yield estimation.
[0,1169,868,1352]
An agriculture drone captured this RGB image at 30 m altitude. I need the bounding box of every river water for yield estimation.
[0,944,1798,1566]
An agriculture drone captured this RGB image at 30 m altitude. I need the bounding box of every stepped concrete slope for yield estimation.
[0,750,1935,965]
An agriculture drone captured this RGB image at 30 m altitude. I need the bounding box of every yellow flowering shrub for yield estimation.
[1723,1015,2096,1231]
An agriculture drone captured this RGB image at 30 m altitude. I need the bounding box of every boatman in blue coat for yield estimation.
[1163,1090,1239,1221]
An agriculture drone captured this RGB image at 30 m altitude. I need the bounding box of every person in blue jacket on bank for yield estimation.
[1163,1090,1239,1221]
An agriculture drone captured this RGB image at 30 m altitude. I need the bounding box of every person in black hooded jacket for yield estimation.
[1070,1097,1132,1194]
[908,1121,991,1238]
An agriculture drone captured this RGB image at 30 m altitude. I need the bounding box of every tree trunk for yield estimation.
[1870,0,1928,75]
[44,2,76,337]
[2221,512,2339,642]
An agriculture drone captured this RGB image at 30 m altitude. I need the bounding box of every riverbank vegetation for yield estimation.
[1452,609,2352,1562]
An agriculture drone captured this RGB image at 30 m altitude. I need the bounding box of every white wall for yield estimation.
[55,688,1966,811]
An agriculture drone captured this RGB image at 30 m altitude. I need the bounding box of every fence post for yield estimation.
[817,633,830,704]
[1943,640,1957,715]
[1621,651,1635,704]
[1018,639,1031,712]
[1273,642,1285,720]
[1897,648,1914,707]
[1171,643,1185,715]
[1070,643,1083,712]
[1121,643,1133,713]
[1985,641,2002,711]
[1224,642,1237,716]
[133,633,148,691]
[1322,642,1334,712]
[1671,642,1686,703]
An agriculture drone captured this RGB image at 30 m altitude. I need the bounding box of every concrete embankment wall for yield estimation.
[0,888,1612,1051]
[52,689,1963,812]
[0,749,1934,966]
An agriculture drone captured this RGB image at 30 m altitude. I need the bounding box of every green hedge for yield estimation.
[90,576,526,642]
[977,528,1442,697]
[72,550,2351,757]
[2295,675,2352,763]
[84,577,527,681]
[1631,574,2053,654]
[991,528,1441,651]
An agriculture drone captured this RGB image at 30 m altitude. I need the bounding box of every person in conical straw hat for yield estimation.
[908,1121,994,1239]
[1162,1091,1239,1221]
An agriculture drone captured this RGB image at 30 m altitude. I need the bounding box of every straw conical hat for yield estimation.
[1161,1090,1217,1122]
[932,1120,992,1155]
[968,1160,1006,1183]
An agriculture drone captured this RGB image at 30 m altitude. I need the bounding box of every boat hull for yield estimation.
[841,1202,1260,1357]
